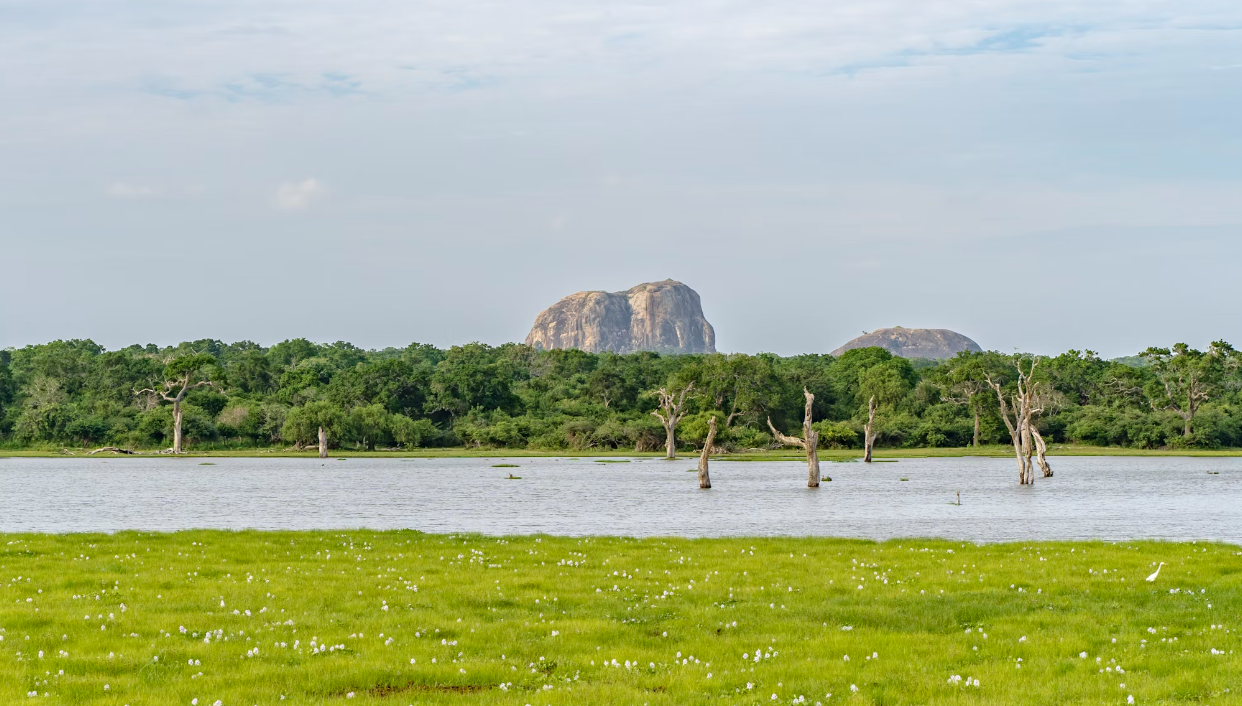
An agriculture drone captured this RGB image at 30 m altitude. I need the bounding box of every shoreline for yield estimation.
[4,444,1242,459]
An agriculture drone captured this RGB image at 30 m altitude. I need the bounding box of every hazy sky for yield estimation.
[3,0,1241,358]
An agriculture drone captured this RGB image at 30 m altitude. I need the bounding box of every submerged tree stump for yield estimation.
[697,416,717,489]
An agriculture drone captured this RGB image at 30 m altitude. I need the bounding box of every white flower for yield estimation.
[1080,652,1088,659]
[1127,697,1134,705]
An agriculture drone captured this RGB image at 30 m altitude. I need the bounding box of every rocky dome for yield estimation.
[831,327,981,359]
[526,279,716,354]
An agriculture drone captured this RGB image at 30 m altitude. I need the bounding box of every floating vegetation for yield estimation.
[595,459,630,464]
[199,462,215,466]
[492,463,520,468]
[900,478,909,481]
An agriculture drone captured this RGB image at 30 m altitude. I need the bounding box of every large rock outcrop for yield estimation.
[526,279,716,354]
[831,327,981,359]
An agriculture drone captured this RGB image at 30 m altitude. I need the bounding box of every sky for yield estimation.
[2,0,1241,358]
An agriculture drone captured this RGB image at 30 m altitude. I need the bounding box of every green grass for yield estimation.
[2,533,1239,704]
[7,444,1242,459]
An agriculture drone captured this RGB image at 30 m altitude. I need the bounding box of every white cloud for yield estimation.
[106,182,154,198]
[273,178,323,211]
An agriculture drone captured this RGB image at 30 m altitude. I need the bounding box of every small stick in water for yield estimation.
[956,490,961,506]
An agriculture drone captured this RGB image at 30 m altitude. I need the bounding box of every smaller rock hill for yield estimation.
[831,327,982,359]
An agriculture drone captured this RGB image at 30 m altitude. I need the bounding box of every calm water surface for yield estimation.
[1,456,1240,542]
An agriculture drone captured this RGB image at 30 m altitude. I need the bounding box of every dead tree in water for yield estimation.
[318,426,328,459]
[651,383,694,459]
[767,388,821,488]
[1031,427,1052,477]
[862,395,878,463]
[986,357,1041,485]
[697,416,717,489]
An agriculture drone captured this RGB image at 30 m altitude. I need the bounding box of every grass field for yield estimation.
[1,533,1239,704]
[6,444,1242,459]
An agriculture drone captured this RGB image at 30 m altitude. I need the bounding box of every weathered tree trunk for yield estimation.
[318,426,328,459]
[987,377,1031,485]
[172,400,184,454]
[1021,422,1034,484]
[863,395,877,463]
[697,417,716,489]
[651,383,694,460]
[768,388,820,488]
[972,409,980,448]
[1031,427,1052,477]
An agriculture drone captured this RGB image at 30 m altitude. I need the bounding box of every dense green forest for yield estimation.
[1,337,1239,451]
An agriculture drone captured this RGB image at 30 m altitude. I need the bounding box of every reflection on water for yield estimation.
[0,456,1240,542]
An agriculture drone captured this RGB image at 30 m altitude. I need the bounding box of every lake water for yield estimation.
[1,456,1240,543]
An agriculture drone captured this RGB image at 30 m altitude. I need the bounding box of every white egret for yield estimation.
[1145,562,1165,582]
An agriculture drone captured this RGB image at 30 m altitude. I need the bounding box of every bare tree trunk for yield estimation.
[697,417,716,489]
[987,377,1030,484]
[972,408,980,448]
[1031,427,1052,477]
[172,400,184,454]
[863,395,877,463]
[651,383,694,460]
[768,388,820,488]
[1021,422,1034,484]
[318,426,328,459]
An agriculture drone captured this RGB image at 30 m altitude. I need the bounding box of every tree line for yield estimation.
[1,337,1240,453]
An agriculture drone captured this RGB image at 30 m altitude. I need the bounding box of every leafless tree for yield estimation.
[319,427,328,459]
[651,383,694,459]
[697,416,717,489]
[862,395,878,463]
[985,356,1043,485]
[767,388,821,488]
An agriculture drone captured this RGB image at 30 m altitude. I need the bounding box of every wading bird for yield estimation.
[1145,562,1165,582]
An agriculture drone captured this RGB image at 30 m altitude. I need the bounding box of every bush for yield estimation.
[812,421,859,449]
[390,415,445,448]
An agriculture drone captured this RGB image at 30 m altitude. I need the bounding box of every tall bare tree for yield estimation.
[135,354,217,454]
[767,388,821,488]
[651,383,694,459]
[862,395,878,463]
[985,356,1043,485]
[697,416,716,489]
[318,426,328,459]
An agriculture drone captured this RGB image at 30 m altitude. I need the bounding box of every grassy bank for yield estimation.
[5,444,1242,459]
[1,532,1238,704]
